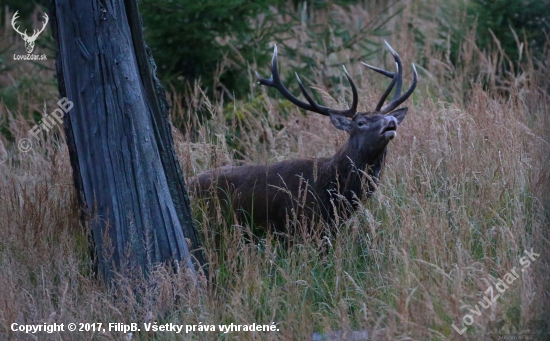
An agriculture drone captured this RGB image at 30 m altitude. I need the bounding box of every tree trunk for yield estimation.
[49,0,207,283]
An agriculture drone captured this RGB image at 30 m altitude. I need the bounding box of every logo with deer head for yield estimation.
[11,11,49,54]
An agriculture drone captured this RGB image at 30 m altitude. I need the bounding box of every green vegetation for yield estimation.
[140,0,283,99]
[469,0,550,60]
[139,0,404,100]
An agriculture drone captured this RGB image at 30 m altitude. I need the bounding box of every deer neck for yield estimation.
[322,140,387,201]
[331,140,387,177]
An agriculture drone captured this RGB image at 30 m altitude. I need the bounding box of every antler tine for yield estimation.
[373,62,398,112]
[256,45,322,113]
[380,63,417,114]
[362,41,403,112]
[294,73,327,114]
[384,41,403,102]
[340,66,358,117]
[361,62,394,78]
[256,45,359,118]
[362,42,417,114]
[294,67,358,117]
[361,41,401,77]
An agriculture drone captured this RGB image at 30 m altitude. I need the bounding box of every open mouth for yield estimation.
[381,120,397,135]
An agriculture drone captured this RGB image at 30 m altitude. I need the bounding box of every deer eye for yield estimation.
[358,121,365,127]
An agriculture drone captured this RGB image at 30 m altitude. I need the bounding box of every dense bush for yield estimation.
[138,0,395,101]
[469,0,550,60]
[140,0,285,99]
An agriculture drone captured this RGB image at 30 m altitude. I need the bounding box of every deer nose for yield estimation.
[380,116,398,139]
[381,116,397,130]
[385,116,397,129]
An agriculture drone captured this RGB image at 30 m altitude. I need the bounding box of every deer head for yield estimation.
[11,11,49,54]
[255,41,417,158]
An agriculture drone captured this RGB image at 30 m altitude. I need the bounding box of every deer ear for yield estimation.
[388,107,408,124]
[329,113,352,131]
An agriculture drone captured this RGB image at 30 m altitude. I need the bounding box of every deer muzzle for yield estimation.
[380,116,398,140]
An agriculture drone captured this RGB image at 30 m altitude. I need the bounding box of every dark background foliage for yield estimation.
[137,0,550,101]
[1,0,548,115]
[469,0,550,60]
[139,0,285,100]
[138,0,396,99]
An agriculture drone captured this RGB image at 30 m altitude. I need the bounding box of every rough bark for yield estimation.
[49,0,206,283]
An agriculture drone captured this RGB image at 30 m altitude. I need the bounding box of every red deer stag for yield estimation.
[191,42,417,235]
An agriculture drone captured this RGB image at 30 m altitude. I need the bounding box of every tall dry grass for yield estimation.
[1,1,549,340]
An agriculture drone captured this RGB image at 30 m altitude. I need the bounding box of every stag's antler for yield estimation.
[362,41,417,115]
[255,45,358,118]
[256,42,416,117]
[12,11,49,39]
